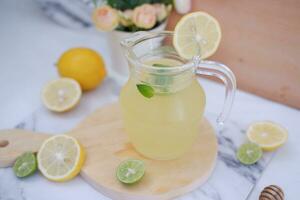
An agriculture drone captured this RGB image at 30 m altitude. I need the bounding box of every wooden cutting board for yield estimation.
[0,103,218,200]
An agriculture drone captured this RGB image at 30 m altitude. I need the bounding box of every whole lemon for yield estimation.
[57,48,106,91]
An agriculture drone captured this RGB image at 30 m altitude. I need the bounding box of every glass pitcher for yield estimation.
[119,31,236,160]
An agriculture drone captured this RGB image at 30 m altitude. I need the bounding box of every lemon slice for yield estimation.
[246,121,288,151]
[37,135,85,182]
[41,78,82,112]
[173,12,222,59]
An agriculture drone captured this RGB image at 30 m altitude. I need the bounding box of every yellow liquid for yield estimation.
[120,58,206,160]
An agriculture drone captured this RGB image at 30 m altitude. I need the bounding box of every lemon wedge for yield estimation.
[246,121,288,151]
[41,78,82,112]
[37,135,85,182]
[173,12,222,59]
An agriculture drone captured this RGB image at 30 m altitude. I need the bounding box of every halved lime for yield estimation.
[13,152,37,178]
[237,143,263,165]
[116,159,145,184]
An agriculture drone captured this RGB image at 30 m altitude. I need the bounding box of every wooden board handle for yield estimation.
[0,129,49,167]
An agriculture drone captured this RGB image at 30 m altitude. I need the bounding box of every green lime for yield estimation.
[116,159,145,184]
[13,152,37,178]
[237,143,263,165]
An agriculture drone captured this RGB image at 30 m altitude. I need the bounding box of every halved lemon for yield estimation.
[173,12,222,59]
[41,78,82,112]
[37,135,85,182]
[246,121,288,151]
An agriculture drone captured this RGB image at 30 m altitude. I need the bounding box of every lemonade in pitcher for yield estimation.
[120,12,236,160]
[120,56,206,160]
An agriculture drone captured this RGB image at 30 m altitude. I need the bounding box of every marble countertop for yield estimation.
[0,0,299,199]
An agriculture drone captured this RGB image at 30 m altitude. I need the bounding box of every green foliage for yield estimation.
[116,24,142,32]
[115,19,165,32]
[107,0,150,10]
[151,0,173,5]
[107,0,172,10]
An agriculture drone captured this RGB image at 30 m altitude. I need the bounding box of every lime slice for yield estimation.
[116,159,145,184]
[237,143,263,165]
[247,121,288,151]
[13,152,37,178]
[173,12,222,59]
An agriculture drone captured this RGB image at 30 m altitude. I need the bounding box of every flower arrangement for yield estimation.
[92,0,173,32]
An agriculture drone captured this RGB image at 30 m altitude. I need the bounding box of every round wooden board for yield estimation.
[71,103,218,200]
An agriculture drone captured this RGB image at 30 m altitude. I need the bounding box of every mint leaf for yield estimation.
[136,84,154,98]
[153,63,170,68]
[152,64,173,92]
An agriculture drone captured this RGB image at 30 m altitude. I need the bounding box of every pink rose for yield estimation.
[132,4,157,29]
[92,5,119,31]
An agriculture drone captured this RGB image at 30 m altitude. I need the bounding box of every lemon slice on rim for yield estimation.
[41,78,82,112]
[246,121,288,151]
[173,12,222,59]
[37,135,85,182]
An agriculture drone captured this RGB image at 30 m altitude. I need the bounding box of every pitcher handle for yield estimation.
[194,58,236,126]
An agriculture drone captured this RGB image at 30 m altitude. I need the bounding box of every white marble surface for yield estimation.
[0,0,300,199]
